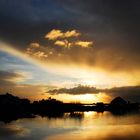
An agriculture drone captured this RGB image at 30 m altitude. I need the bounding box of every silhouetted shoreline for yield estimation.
[0,93,139,123]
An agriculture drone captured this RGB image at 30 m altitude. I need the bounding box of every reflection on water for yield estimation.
[0,111,140,140]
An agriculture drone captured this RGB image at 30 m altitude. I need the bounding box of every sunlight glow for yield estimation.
[76,94,97,103]
[0,41,139,103]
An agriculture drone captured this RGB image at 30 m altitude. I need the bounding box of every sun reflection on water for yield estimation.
[0,111,140,140]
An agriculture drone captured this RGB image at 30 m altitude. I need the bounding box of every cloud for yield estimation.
[0,70,31,85]
[45,29,64,40]
[0,69,56,100]
[0,83,55,101]
[26,29,94,61]
[105,86,140,102]
[45,29,80,40]
[30,42,40,48]
[54,40,93,48]
[47,85,140,102]
[64,30,80,38]
[33,51,48,58]
[54,40,72,48]
[26,42,52,59]
[26,29,94,59]
[26,42,42,55]
[0,70,47,100]
[48,85,99,95]
[54,40,65,46]
[75,41,93,48]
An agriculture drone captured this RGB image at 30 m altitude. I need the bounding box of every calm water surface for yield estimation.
[0,111,140,140]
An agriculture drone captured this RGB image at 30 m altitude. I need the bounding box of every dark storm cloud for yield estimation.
[60,0,140,31]
[0,0,140,72]
[0,0,72,47]
[59,0,140,56]
[1,0,139,47]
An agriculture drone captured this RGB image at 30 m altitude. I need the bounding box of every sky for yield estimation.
[0,0,140,103]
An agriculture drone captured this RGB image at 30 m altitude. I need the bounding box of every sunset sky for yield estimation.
[0,0,140,103]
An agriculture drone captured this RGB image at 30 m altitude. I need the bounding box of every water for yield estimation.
[0,111,140,140]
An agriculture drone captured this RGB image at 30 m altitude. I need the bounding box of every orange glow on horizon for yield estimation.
[29,92,112,104]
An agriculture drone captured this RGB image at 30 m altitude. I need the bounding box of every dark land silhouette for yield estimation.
[0,93,139,123]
